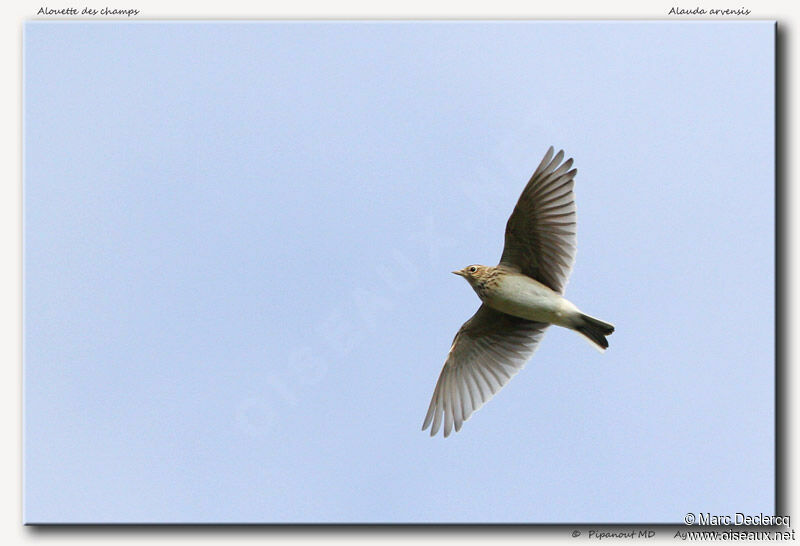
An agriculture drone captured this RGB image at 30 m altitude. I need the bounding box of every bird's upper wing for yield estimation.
[422,304,549,437]
[499,147,577,294]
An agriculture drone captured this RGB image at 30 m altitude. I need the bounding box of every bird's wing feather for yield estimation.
[422,304,549,437]
[499,146,577,293]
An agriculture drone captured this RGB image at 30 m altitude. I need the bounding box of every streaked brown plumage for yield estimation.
[422,147,614,438]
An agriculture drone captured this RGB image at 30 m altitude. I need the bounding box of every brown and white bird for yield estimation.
[422,147,614,437]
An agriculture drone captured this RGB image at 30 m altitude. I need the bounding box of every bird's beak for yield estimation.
[452,270,465,277]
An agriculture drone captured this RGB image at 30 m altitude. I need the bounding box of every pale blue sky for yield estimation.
[24,21,774,523]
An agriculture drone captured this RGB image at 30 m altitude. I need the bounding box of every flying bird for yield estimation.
[422,147,614,437]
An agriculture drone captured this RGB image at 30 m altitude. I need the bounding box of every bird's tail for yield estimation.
[574,313,615,352]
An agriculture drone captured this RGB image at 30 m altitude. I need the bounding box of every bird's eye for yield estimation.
[469,266,477,273]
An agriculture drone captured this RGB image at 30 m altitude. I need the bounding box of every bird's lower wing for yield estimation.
[422,305,549,437]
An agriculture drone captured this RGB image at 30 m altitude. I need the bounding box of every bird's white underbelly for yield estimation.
[483,275,579,327]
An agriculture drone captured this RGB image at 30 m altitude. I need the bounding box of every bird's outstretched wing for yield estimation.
[422,305,548,437]
[499,147,577,294]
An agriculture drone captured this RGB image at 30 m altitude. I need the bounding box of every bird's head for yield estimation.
[453,264,491,287]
